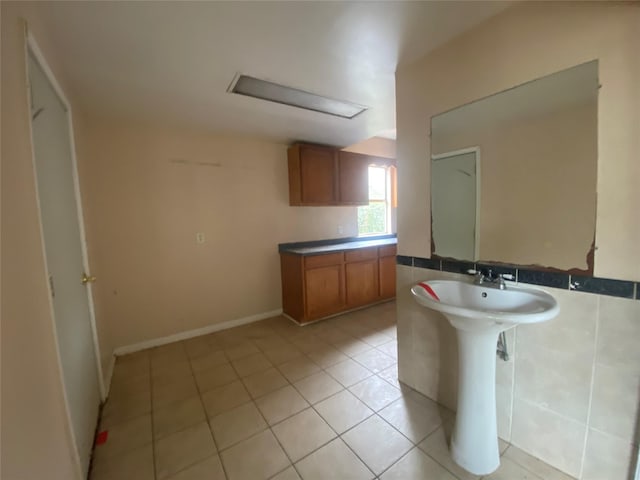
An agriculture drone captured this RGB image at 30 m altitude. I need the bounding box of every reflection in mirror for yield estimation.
[431,61,598,271]
[432,147,479,261]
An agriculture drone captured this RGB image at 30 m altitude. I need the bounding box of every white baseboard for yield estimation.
[112,309,283,357]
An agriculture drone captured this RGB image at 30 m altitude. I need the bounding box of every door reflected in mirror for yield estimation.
[431,61,598,272]
[432,147,479,261]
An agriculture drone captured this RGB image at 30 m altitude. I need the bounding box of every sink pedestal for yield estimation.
[450,321,502,475]
[410,280,559,475]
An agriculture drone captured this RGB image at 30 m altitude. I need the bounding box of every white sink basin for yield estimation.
[411,279,559,475]
[411,279,559,331]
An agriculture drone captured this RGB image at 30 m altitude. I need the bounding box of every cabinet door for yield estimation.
[305,265,344,319]
[345,260,379,307]
[378,255,396,299]
[300,146,337,204]
[338,151,369,204]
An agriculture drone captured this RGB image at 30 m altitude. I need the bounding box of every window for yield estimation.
[357,165,393,236]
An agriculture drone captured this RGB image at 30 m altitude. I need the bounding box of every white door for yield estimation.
[28,50,102,477]
[431,150,478,261]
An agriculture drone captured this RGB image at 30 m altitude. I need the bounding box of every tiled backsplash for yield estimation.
[395,259,640,479]
[397,256,639,300]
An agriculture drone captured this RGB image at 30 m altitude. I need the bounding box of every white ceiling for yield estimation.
[41,1,510,147]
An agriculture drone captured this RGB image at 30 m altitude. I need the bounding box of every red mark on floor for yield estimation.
[95,431,108,446]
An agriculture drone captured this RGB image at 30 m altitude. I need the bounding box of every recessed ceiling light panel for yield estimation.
[229,75,367,119]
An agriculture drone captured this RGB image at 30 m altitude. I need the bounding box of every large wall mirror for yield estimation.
[430,61,598,272]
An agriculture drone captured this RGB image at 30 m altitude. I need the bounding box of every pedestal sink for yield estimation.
[411,279,559,475]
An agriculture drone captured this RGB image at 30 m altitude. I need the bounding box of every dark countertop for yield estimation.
[279,234,397,256]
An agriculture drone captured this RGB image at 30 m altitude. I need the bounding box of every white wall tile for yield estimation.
[396,267,640,479]
[396,264,416,387]
[496,329,515,442]
[582,428,637,480]
[597,296,640,374]
[412,266,442,282]
[514,288,597,425]
[496,328,515,387]
[514,342,593,423]
[511,398,586,478]
[496,384,513,441]
[396,265,415,300]
[590,362,640,444]
[516,288,597,355]
[412,309,455,358]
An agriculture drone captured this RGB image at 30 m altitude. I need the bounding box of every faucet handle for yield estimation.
[494,273,515,290]
[467,269,486,285]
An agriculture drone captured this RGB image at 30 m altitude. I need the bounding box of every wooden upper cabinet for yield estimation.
[287,143,371,206]
[337,151,369,205]
[288,144,337,205]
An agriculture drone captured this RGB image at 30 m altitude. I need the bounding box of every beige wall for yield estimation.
[432,101,597,270]
[79,118,358,360]
[397,1,640,281]
[396,2,639,478]
[1,3,84,479]
[342,136,397,159]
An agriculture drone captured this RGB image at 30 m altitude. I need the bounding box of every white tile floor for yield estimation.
[91,301,575,480]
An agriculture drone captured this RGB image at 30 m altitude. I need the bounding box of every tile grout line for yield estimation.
[99,362,153,429]
[234,321,381,479]
[153,340,258,474]
[215,324,349,477]
[295,350,431,477]
[271,328,393,478]
[116,307,401,479]
[129,308,572,480]
[509,396,592,425]
[413,426,471,480]
[579,293,601,479]
[185,338,232,480]
[238,332,302,480]
[152,341,218,480]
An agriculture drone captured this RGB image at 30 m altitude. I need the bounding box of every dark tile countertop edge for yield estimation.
[399,256,639,300]
[279,234,397,255]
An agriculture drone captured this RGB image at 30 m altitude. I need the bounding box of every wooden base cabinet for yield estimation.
[345,247,379,308]
[378,245,397,299]
[305,265,345,318]
[280,244,397,324]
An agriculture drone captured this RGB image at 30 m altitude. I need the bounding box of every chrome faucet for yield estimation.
[467,269,514,290]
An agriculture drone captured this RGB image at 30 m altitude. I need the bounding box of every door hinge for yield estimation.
[49,275,55,298]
